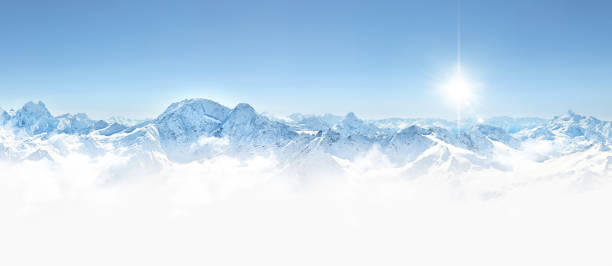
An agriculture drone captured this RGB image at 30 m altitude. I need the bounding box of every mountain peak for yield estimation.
[224,103,258,122]
[19,101,52,117]
[155,99,232,145]
[538,110,612,140]
[158,98,231,122]
[344,112,359,121]
[55,112,96,134]
[234,103,256,113]
[397,125,429,136]
[561,110,585,121]
[13,101,57,134]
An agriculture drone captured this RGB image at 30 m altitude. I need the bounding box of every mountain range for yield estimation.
[1,99,611,181]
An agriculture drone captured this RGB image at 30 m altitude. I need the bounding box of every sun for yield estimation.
[442,68,475,107]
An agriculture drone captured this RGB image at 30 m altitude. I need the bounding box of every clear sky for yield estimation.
[1,0,611,120]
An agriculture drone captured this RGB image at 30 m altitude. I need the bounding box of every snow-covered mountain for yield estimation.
[517,111,612,143]
[514,111,612,158]
[0,99,610,180]
[3,101,110,136]
[13,101,60,135]
[155,98,232,161]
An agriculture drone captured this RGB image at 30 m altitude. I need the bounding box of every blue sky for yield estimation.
[0,0,611,120]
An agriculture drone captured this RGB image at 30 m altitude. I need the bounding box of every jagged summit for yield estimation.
[19,101,52,116]
[13,101,57,134]
[16,101,54,124]
[2,101,107,136]
[213,102,297,146]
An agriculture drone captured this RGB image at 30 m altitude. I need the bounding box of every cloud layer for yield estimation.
[1,146,611,266]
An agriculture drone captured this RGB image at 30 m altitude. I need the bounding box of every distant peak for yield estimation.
[18,101,52,117]
[561,110,585,121]
[344,112,359,121]
[399,125,427,135]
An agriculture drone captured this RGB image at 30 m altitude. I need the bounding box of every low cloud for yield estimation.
[0,149,611,266]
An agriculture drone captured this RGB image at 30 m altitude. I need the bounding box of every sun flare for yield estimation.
[443,69,475,107]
